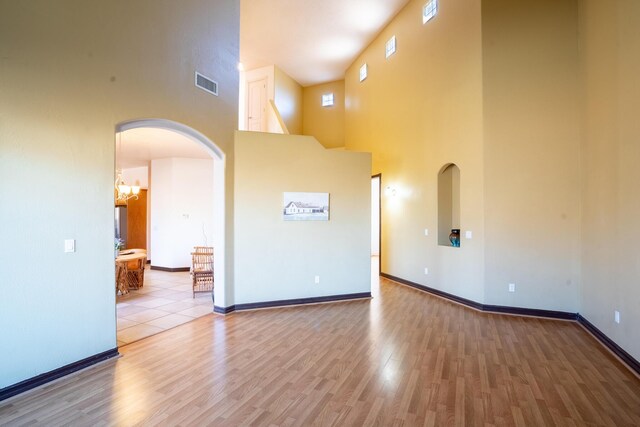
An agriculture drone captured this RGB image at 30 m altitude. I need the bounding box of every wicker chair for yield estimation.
[190,246,214,298]
[115,263,128,295]
[125,255,147,290]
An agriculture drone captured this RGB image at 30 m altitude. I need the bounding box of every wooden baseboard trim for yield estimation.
[0,348,119,402]
[236,292,372,311]
[577,314,640,377]
[381,272,576,320]
[214,292,371,315]
[482,303,577,320]
[214,305,235,314]
[381,273,484,311]
[150,266,190,272]
[381,272,640,375]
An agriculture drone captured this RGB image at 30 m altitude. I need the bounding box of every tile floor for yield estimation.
[116,268,213,346]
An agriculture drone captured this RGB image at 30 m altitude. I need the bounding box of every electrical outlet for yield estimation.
[614,310,620,324]
[424,267,429,275]
[424,229,429,236]
[465,230,473,239]
[314,275,320,284]
[508,283,516,292]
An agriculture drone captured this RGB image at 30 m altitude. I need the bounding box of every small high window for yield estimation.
[359,63,368,82]
[423,0,438,24]
[321,93,334,107]
[385,36,396,58]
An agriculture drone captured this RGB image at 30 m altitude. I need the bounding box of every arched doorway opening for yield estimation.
[114,119,226,344]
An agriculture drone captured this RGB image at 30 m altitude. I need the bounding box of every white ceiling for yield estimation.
[116,128,211,169]
[240,0,411,87]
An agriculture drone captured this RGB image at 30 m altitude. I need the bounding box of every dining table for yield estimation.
[115,249,147,295]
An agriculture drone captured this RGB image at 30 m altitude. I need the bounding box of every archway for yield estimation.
[115,119,227,314]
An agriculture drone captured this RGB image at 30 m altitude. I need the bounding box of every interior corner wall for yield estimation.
[234,131,371,305]
[150,158,214,269]
[274,66,303,135]
[481,0,581,312]
[344,0,486,303]
[302,80,345,148]
[0,0,238,389]
[579,0,640,360]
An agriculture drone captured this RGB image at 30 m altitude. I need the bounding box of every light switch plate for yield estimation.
[424,267,429,275]
[64,239,75,253]
[424,229,429,236]
[465,231,473,239]
[508,283,516,292]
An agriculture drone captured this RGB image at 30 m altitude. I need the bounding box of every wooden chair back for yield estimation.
[192,252,213,272]
[191,246,214,297]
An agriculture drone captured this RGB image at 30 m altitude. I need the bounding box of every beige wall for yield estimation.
[344,0,583,312]
[345,0,486,302]
[302,80,345,148]
[274,66,303,134]
[481,0,581,311]
[344,0,637,361]
[579,0,640,360]
[0,0,239,388]
[234,131,371,304]
[150,158,214,270]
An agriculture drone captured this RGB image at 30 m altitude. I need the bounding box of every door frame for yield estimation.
[115,118,228,309]
[246,77,268,131]
[372,173,382,277]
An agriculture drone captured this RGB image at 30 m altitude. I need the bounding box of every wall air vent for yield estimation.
[195,71,218,96]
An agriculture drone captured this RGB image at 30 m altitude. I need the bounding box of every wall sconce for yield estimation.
[385,186,397,197]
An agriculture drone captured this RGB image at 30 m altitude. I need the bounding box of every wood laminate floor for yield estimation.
[1,261,639,426]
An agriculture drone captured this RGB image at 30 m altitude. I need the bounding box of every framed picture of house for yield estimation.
[283,192,329,221]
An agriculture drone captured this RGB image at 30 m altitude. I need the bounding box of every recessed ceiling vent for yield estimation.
[195,71,218,96]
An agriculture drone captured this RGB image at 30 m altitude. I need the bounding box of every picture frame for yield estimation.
[283,192,329,221]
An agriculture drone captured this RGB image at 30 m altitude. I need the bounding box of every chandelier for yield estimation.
[115,131,140,203]
[115,170,140,203]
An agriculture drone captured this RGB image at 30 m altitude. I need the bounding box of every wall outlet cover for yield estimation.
[64,239,75,253]
[508,283,516,292]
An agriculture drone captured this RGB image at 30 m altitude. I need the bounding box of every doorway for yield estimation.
[114,119,227,345]
[371,174,381,277]
[247,77,267,131]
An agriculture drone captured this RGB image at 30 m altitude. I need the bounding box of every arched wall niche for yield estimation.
[438,163,460,247]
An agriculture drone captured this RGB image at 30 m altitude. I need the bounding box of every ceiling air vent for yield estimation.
[195,71,218,96]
